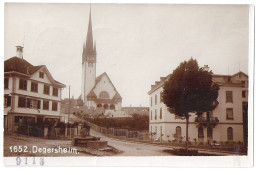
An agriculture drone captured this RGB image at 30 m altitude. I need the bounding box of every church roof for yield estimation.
[82,8,96,63]
[87,72,122,100]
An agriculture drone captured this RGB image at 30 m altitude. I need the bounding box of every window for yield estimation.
[31,82,38,93]
[26,98,31,108]
[43,85,50,95]
[4,78,9,89]
[207,127,213,138]
[206,111,211,121]
[155,109,157,120]
[241,81,245,87]
[15,116,20,124]
[39,72,44,78]
[110,104,115,110]
[160,108,162,119]
[227,127,233,140]
[226,91,233,103]
[99,91,109,98]
[155,94,157,105]
[43,101,49,110]
[52,101,58,111]
[176,126,181,138]
[160,91,163,103]
[18,97,26,108]
[226,108,233,120]
[29,99,37,109]
[37,100,41,109]
[150,97,153,106]
[242,90,246,98]
[103,104,108,109]
[19,79,27,90]
[198,126,204,138]
[4,96,11,107]
[150,111,152,120]
[53,87,58,96]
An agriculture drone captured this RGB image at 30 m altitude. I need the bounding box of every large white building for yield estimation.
[80,10,123,117]
[148,68,248,144]
[4,46,66,132]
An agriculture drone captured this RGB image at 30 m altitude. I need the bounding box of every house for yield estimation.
[148,66,248,144]
[4,46,66,132]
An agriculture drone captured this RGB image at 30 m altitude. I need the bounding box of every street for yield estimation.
[90,129,172,156]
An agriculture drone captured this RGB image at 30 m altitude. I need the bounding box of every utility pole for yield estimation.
[68,85,70,124]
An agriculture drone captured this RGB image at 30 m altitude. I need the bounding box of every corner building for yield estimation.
[4,46,66,132]
[148,69,248,144]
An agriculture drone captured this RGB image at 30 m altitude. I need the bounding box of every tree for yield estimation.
[162,58,219,149]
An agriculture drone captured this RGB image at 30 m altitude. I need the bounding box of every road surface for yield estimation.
[90,129,172,156]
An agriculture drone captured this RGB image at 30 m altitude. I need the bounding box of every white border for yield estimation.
[1,0,257,171]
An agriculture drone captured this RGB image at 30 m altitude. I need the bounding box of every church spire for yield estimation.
[94,41,96,54]
[85,8,94,55]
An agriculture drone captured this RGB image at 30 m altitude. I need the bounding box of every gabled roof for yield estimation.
[4,56,65,88]
[112,92,122,99]
[87,72,122,100]
[4,57,44,75]
[231,71,248,78]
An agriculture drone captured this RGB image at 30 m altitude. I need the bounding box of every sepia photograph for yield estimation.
[2,2,254,167]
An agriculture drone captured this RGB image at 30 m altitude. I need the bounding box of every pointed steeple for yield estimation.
[94,41,96,54]
[85,9,94,55]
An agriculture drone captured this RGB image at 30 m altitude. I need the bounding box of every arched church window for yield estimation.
[99,91,109,99]
[103,104,108,109]
[110,104,115,110]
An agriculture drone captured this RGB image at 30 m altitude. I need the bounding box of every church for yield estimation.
[80,10,123,116]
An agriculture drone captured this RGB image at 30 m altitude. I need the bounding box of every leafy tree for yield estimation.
[162,58,219,148]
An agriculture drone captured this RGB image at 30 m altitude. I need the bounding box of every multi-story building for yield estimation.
[4,46,66,132]
[148,67,248,144]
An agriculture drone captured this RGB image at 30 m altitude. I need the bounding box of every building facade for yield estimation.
[4,46,66,132]
[148,69,248,144]
[80,10,123,116]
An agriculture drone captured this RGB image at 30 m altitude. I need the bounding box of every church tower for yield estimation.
[81,9,97,105]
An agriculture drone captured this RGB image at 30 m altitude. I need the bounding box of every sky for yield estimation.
[4,3,250,107]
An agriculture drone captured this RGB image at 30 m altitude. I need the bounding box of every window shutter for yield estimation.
[37,100,41,109]
[27,98,31,108]
[7,96,11,107]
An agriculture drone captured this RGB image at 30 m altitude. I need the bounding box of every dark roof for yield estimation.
[112,92,122,99]
[4,57,44,75]
[4,56,65,87]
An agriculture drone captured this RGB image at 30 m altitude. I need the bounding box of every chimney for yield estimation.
[203,65,209,71]
[16,46,24,59]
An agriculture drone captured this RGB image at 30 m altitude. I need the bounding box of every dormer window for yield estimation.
[39,72,44,79]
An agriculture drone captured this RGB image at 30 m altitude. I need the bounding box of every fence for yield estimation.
[87,121,149,140]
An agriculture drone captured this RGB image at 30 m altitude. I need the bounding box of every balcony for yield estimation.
[195,117,219,124]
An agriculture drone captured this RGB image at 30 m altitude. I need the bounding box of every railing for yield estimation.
[87,121,150,140]
[195,117,219,123]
